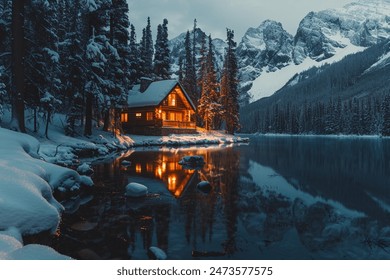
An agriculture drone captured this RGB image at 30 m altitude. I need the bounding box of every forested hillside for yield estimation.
[240,41,390,135]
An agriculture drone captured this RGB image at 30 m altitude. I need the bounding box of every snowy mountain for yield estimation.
[168,28,227,77]
[240,0,390,103]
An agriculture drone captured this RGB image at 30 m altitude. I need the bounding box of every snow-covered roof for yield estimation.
[127,79,195,110]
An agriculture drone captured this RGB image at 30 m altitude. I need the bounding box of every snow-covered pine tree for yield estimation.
[154,19,170,80]
[197,33,208,128]
[105,0,131,132]
[182,30,197,107]
[60,0,89,136]
[139,17,154,78]
[0,0,12,97]
[84,0,119,136]
[128,24,140,84]
[206,35,222,130]
[25,0,62,137]
[198,34,221,130]
[220,29,240,134]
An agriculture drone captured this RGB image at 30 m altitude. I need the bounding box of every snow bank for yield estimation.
[0,128,88,259]
[0,228,70,260]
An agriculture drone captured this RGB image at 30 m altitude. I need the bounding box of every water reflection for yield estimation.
[53,137,390,260]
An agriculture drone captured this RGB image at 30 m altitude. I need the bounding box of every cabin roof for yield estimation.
[127,79,196,110]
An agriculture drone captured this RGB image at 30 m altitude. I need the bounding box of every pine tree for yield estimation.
[154,19,170,80]
[61,0,89,136]
[198,34,221,130]
[128,24,140,84]
[382,94,390,136]
[84,0,119,136]
[0,0,12,96]
[139,17,153,78]
[105,0,131,131]
[182,30,197,106]
[220,29,240,134]
[25,0,62,137]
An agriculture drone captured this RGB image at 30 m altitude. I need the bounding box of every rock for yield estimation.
[71,221,98,232]
[148,246,167,260]
[77,163,94,175]
[125,182,148,198]
[80,175,94,187]
[197,181,212,194]
[121,160,131,167]
[178,156,205,170]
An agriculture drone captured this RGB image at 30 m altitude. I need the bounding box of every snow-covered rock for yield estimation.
[179,155,205,169]
[77,162,94,175]
[125,182,148,198]
[80,175,94,187]
[148,246,167,260]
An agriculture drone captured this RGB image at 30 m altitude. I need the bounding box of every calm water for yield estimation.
[52,136,390,260]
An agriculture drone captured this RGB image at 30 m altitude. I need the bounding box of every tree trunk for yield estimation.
[103,110,110,132]
[84,91,93,136]
[11,0,26,132]
[45,110,51,139]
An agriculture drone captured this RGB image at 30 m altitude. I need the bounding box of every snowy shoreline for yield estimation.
[0,125,247,260]
[246,132,390,140]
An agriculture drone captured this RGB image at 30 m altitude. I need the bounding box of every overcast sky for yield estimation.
[127,0,354,41]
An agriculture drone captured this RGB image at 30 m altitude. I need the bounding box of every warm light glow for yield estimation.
[146,112,153,121]
[146,163,153,173]
[121,113,128,122]
[136,113,142,118]
[168,93,176,107]
[135,163,142,173]
[168,175,177,191]
[162,162,167,172]
[155,166,163,178]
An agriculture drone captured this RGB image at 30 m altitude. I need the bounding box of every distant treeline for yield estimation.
[240,41,390,135]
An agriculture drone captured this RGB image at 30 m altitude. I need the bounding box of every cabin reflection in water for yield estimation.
[123,151,197,198]
[118,148,240,259]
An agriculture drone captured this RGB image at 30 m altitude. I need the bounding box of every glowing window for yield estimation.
[168,93,176,107]
[135,113,142,118]
[135,163,142,173]
[146,112,154,121]
[120,113,128,122]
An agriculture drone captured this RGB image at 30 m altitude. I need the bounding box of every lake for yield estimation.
[52,135,390,260]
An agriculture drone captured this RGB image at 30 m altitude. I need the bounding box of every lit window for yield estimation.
[169,112,175,121]
[121,113,128,122]
[146,112,154,121]
[135,113,142,118]
[135,163,142,173]
[168,93,176,107]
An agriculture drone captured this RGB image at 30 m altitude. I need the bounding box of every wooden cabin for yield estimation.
[121,78,197,135]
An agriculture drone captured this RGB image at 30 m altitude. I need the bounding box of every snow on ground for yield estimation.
[130,130,248,147]
[249,40,365,102]
[0,127,82,259]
